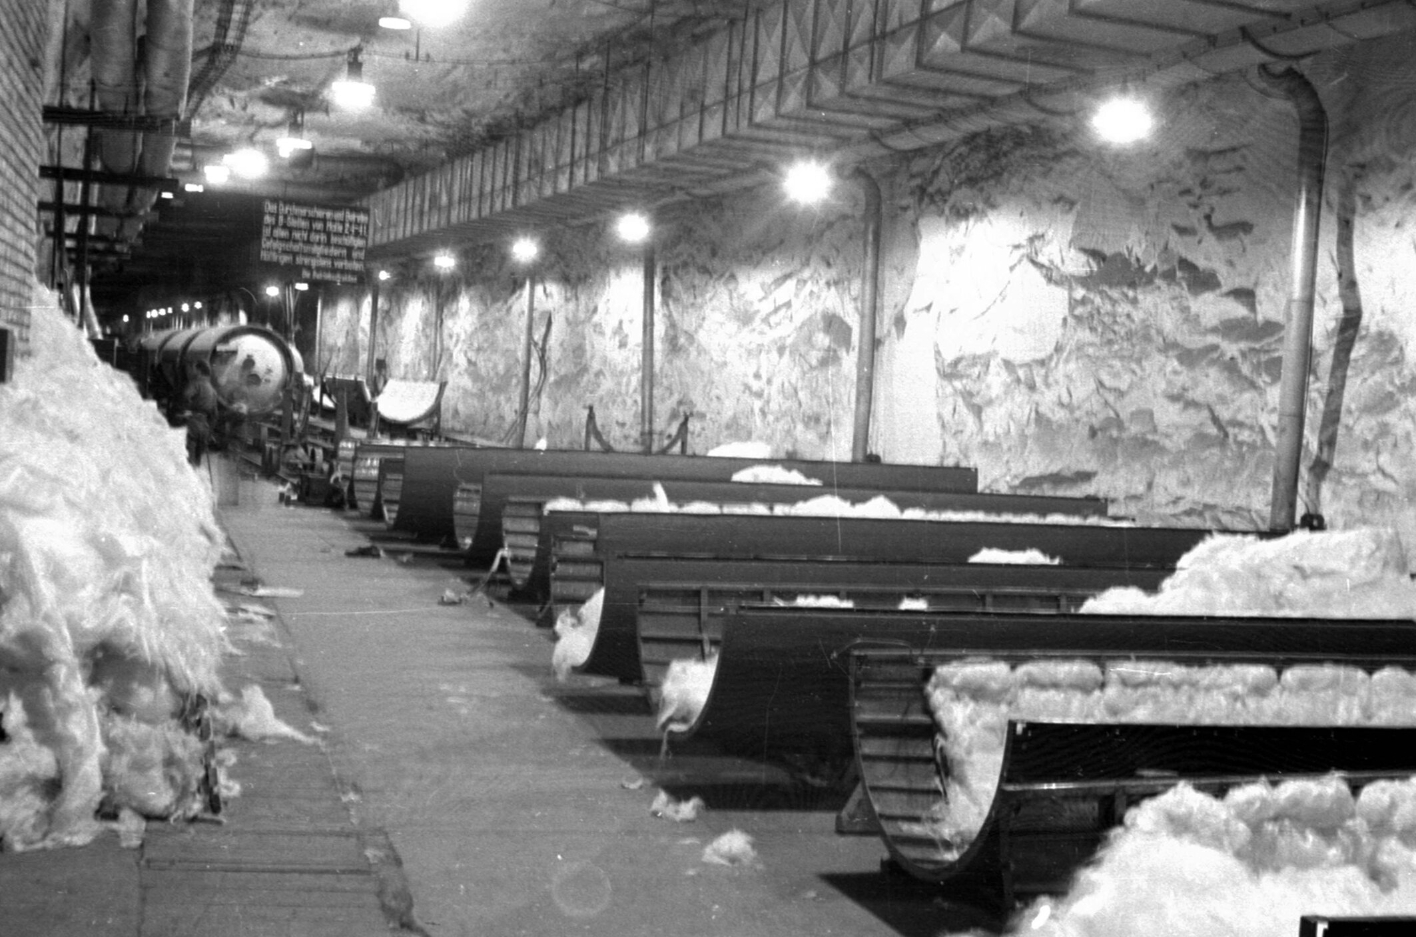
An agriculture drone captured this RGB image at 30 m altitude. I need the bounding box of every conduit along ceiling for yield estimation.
[41,0,1416,317]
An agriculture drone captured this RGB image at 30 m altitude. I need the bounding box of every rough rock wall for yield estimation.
[651,196,861,460]
[878,109,1297,531]
[327,200,863,457]
[361,252,529,441]
[320,32,1416,540]
[313,287,369,380]
[872,36,1416,539]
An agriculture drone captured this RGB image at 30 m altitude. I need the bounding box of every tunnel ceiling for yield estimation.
[44,0,1416,310]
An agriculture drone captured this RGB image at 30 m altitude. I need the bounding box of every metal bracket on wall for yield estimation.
[38,201,157,221]
[41,105,189,137]
[583,405,614,452]
[657,414,690,455]
[0,328,13,383]
[39,166,178,190]
[582,405,691,453]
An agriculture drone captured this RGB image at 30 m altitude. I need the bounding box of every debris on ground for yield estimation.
[702,829,759,867]
[651,791,705,822]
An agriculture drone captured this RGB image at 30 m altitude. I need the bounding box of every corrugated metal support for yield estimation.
[362,0,1416,258]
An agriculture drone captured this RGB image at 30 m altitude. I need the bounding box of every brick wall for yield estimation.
[0,0,47,354]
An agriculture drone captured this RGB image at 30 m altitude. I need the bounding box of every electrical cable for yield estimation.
[1239,25,1321,62]
[1019,87,1084,118]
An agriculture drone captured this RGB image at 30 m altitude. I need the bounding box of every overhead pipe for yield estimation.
[851,166,882,463]
[1260,65,1328,532]
[121,0,194,240]
[90,0,139,233]
[89,0,194,241]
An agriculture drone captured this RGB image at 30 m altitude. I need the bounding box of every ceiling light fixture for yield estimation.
[379,2,412,30]
[1092,95,1154,145]
[616,212,651,244]
[400,0,467,28]
[277,110,314,160]
[223,148,269,179]
[784,159,833,205]
[331,47,376,110]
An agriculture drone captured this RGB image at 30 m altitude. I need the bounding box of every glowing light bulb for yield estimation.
[1092,96,1154,145]
[616,212,650,244]
[400,0,467,28]
[784,160,832,205]
[223,148,269,179]
[332,78,375,110]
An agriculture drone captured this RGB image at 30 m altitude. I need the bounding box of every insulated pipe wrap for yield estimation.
[125,0,194,239]
[90,0,139,229]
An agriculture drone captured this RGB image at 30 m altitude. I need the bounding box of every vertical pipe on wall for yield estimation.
[433,282,444,378]
[366,272,380,388]
[517,269,536,447]
[851,166,882,463]
[1259,65,1328,532]
[640,243,656,453]
[312,287,324,377]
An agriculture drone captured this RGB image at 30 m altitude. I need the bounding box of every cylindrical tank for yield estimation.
[140,325,299,416]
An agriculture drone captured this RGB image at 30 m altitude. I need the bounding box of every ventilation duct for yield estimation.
[90,0,139,233]
[89,0,194,241]
[122,0,193,240]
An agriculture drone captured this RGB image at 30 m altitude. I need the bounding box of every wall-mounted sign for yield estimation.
[258,200,369,284]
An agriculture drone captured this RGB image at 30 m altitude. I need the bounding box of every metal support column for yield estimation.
[640,243,656,454]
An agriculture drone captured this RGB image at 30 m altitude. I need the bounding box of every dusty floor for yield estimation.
[0,463,998,936]
[219,470,994,937]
